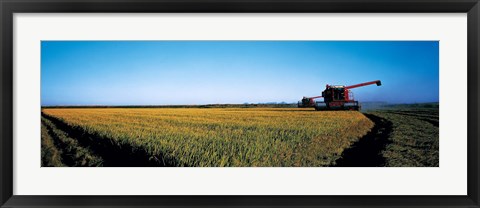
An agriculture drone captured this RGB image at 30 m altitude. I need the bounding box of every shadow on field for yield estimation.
[42,113,173,167]
[334,114,393,167]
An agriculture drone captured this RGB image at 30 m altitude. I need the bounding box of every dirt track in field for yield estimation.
[42,113,167,167]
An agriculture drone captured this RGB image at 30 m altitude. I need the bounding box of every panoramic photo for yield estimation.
[41,41,439,167]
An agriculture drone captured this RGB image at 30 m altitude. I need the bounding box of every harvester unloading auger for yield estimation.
[298,80,382,110]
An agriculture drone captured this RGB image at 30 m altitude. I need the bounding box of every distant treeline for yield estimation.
[42,103,299,109]
[42,102,439,109]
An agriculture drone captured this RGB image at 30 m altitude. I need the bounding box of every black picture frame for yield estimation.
[1,0,479,207]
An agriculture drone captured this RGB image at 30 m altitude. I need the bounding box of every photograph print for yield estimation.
[41,41,439,167]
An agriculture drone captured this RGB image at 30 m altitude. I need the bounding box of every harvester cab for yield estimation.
[298,80,381,111]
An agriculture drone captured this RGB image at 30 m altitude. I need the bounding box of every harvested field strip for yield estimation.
[384,111,438,119]
[415,118,439,127]
[368,109,439,167]
[41,122,64,167]
[41,108,374,167]
[42,113,164,167]
[42,117,103,167]
[382,111,439,127]
[384,110,438,118]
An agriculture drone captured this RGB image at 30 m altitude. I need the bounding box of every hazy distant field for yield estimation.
[41,108,374,167]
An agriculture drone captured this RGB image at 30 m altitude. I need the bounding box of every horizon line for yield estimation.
[41,101,439,108]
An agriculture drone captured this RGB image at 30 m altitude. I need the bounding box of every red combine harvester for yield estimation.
[298,80,382,110]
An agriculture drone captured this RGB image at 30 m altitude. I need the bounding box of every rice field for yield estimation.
[41,108,374,167]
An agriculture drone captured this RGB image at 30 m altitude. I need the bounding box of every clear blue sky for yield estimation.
[41,41,439,106]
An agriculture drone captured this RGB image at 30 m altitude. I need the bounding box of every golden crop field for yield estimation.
[41,108,374,167]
